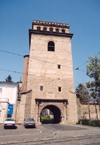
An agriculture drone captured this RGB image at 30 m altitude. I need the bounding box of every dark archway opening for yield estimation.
[40,105,61,124]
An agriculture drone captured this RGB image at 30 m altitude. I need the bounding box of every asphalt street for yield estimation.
[0,124,100,144]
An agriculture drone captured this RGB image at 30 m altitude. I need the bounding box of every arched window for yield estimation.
[50,28,53,32]
[62,29,65,33]
[48,41,55,51]
[37,27,41,31]
[56,29,59,32]
[43,27,47,31]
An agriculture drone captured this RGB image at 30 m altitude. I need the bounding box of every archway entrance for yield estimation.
[40,105,61,124]
[35,98,68,124]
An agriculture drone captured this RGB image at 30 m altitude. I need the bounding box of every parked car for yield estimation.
[4,118,16,129]
[24,118,35,128]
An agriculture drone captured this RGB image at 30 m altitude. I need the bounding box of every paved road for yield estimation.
[0,124,100,144]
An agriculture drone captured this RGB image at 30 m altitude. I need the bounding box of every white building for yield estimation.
[0,82,18,123]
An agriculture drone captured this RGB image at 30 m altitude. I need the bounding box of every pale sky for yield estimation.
[0,0,100,90]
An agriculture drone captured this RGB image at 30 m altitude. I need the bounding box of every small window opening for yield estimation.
[50,28,53,32]
[62,29,65,33]
[58,65,61,69]
[37,27,41,31]
[56,29,59,32]
[58,87,61,92]
[43,27,47,31]
[40,86,43,91]
[48,41,55,51]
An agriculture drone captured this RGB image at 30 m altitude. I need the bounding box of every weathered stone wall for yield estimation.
[80,104,100,120]
[24,91,32,118]
[18,21,79,124]
[26,33,78,124]
[16,94,26,124]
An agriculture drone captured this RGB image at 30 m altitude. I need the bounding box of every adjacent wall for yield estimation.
[80,104,100,120]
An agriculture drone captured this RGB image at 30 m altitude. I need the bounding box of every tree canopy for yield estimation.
[5,75,13,82]
[86,56,100,102]
[75,83,89,102]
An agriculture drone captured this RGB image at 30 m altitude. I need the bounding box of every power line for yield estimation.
[0,49,24,57]
[75,52,100,70]
[0,68,25,75]
[0,49,85,72]
[1,49,99,73]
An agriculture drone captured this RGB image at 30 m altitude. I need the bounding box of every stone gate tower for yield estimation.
[17,20,78,124]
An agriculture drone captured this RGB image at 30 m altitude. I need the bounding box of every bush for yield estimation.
[92,122,96,126]
[77,119,100,127]
[89,120,92,126]
[77,119,89,125]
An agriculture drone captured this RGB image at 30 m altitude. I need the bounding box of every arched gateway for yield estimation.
[36,99,68,124]
[16,20,79,124]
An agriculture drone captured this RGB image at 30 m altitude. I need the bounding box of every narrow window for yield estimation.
[58,87,61,92]
[48,41,55,51]
[50,28,53,32]
[37,27,40,31]
[62,29,65,33]
[56,29,59,32]
[58,65,61,69]
[40,86,43,91]
[43,27,47,31]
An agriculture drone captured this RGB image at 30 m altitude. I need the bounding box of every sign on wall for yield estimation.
[7,104,13,114]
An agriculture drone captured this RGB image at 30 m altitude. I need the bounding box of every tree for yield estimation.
[75,83,89,102]
[5,75,13,82]
[86,56,100,103]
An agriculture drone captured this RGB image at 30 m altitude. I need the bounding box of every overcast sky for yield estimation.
[0,0,100,90]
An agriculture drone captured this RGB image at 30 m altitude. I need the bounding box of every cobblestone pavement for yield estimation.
[0,124,100,144]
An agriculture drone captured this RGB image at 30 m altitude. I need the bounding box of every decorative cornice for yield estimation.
[33,20,70,28]
[29,29,73,38]
[29,29,73,49]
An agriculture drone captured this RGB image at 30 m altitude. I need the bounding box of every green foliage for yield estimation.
[75,83,89,102]
[86,56,100,102]
[89,120,96,126]
[77,119,100,127]
[5,75,13,82]
[41,116,53,121]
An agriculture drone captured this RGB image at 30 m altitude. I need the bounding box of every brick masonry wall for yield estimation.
[21,56,29,92]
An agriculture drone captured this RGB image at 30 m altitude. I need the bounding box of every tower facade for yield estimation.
[19,20,78,124]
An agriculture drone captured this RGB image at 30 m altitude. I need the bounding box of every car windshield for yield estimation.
[25,118,34,121]
[5,118,15,121]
